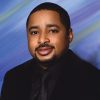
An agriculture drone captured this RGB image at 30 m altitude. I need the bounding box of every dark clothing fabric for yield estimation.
[1,50,100,100]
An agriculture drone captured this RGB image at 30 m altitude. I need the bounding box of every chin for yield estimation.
[37,56,54,62]
[35,53,56,63]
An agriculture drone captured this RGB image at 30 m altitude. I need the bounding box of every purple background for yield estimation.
[0,0,100,93]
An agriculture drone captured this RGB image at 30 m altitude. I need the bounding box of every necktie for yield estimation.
[30,77,41,100]
[40,72,48,100]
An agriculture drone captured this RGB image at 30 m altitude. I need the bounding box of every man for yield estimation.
[1,2,100,100]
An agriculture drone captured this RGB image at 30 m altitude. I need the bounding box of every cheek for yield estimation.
[28,37,38,51]
[51,34,68,52]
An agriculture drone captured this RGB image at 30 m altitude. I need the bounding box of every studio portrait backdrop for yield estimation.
[0,0,100,94]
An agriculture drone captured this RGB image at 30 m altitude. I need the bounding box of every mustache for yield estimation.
[35,43,54,51]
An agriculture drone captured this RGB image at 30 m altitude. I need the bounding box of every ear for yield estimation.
[68,28,73,43]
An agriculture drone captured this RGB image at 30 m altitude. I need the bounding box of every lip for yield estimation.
[37,47,53,56]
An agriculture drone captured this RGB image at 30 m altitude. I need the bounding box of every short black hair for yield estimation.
[26,2,71,31]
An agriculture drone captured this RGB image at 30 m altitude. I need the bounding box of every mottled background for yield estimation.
[0,0,100,93]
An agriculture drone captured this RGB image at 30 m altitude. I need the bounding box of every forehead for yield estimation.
[29,9,60,18]
[28,10,63,27]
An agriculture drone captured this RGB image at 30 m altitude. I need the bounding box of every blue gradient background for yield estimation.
[0,0,100,93]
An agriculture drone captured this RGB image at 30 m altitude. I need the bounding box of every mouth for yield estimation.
[36,46,54,56]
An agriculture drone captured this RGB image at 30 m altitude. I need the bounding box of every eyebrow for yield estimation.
[46,24,60,29]
[28,24,60,32]
[28,26,38,32]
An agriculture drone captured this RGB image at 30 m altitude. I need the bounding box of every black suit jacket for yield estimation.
[1,50,100,100]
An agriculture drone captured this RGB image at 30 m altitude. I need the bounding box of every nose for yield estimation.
[38,32,50,44]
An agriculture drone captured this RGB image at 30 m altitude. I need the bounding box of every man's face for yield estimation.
[27,10,73,62]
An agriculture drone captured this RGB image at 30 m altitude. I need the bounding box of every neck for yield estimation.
[36,58,57,70]
[36,50,69,70]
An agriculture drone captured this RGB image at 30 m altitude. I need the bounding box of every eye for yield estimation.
[30,31,38,35]
[49,29,59,33]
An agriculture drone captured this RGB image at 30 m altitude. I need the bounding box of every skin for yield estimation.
[27,10,73,67]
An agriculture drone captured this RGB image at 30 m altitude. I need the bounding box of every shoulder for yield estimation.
[4,58,36,80]
[1,59,37,98]
[67,50,100,90]
[67,49,99,73]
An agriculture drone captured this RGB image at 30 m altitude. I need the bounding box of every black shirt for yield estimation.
[30,53,64,100]
[1,50,100,100]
